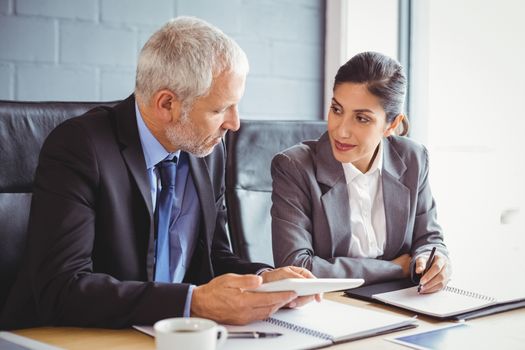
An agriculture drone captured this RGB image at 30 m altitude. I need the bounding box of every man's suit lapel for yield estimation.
[114,95,156,279]
[188,155,215,250]
[381,137,410,259]
[114,95,154,215]
[316,133,353,257]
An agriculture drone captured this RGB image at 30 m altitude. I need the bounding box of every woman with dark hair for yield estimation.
[271,52,450,292]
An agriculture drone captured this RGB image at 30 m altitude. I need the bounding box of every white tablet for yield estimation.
[250,278,364,296]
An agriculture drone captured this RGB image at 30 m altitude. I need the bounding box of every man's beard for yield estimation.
[165,109,222,158]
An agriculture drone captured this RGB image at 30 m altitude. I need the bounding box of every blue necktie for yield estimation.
[154,158,177,282]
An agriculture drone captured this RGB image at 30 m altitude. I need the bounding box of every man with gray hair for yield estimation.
[1,17,317,329]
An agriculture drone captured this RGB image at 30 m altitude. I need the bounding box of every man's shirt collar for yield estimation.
[135,102,180,169]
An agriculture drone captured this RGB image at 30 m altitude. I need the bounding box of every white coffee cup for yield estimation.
[154,317,228,350]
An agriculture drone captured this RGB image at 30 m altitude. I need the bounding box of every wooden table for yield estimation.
[13,292,525,349]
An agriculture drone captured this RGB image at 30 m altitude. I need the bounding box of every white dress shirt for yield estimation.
[342,140,387,258]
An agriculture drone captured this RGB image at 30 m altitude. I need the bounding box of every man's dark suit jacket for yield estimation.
[1,95,269,329]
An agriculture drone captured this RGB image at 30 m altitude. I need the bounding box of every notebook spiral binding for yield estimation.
[265,317,333,341]
[444,286,496,302]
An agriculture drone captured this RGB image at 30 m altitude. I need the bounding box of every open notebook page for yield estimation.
[269,299,416,341]
[373,286,495,318]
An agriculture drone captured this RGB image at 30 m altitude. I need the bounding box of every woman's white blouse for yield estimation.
[342,140,387,258]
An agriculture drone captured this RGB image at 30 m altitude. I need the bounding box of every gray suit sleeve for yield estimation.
[408,146,449,280]
[271,153,405,285]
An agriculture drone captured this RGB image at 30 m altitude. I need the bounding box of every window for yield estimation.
[324,0,400,115]
[410,0,525,281]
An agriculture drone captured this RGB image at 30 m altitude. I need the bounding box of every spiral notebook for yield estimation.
[134,299,417,349]
[346,283,525,319]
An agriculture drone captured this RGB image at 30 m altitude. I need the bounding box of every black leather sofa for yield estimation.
[0,99,326,312]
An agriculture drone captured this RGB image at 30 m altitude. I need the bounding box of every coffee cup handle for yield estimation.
[216,325,228,348]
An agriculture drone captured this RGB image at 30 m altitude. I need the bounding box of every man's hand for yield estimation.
[415,254,451,293]
[260,266,322,308]
[391,253,411,278]
[191,273,297,325]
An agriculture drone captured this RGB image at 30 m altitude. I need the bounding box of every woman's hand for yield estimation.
[415,254,451,293]
[391,253,411,278]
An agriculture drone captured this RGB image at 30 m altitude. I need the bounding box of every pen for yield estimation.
[228,331,282,339]
[418,246,436,293]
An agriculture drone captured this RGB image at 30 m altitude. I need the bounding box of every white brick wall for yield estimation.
[100,68,134,100]
[0,0,13,15]
[101,0,174,25]
[272,42,323,80]
[17,64,97,100]
[0,0,325,120]
[60,22,137,66]
[241,78,321,119]
[0,16,55,62]
[0,62,13,99]
[16,0,97,21]
[177,0,242,35]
